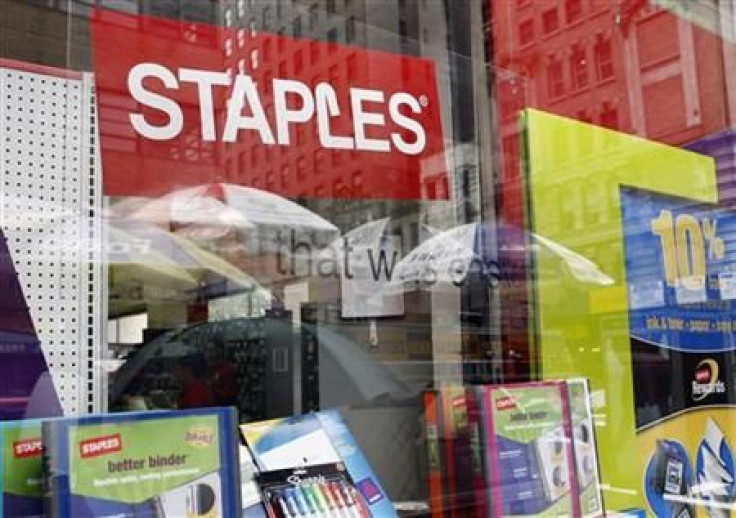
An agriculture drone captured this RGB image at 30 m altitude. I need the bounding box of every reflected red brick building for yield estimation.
[492,0,731,226]
[490,0,734,377]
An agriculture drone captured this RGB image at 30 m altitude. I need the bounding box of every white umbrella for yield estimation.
[116,222,269,295]
[385,223,614,290]
[319,217,391,262]
[28,218,271,302]
[390,223,478,285]
[126,183,338,235]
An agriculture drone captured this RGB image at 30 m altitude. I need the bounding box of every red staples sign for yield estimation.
[90,9,447,199]
[79,433,122,459]
[13,438,43,458]
[495,396,516,411]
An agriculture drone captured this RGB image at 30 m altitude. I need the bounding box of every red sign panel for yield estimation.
[90,9,447,199]
[79,433,122,459]
[13,438,43,458]
[495,396,517,411]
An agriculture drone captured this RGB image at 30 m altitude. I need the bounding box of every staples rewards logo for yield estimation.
[495,396,517,411]
[90,9,447,200]
[13,438,43,458]
[692,358,726,402]
[79,433,122,459]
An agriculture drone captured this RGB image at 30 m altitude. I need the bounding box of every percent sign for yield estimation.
[702,218,726,259]
[651,210,725,289]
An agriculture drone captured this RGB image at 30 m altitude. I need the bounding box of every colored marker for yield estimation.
[321,482,349,518]
[310,483,333,517]
[273,491,293,518]
[284,488,301,517]
[337,483,363,518]
[299,484,321,517]
[329,481,346,508]
[293,486,313,517]
[323,482,351,518]
[318,482,337,510]
[287,487,307,516]
[310,483,330,514]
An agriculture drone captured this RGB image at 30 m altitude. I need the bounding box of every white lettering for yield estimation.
[178,68,230,141]
[315,83,354,149]
[389,93,426,155]
[128,63,183,141]
[273,79,315,145]
[350,88,390,152]
[223,74,275,144]
[126,64,430,156]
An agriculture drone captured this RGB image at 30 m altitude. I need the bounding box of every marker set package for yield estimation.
[423,380,604,517]
[241,410,397,518]
[42,407,242,518]
[258,463,368,518]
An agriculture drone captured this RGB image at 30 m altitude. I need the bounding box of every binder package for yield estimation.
[241,410,397,517]
[482,382,580,517]
[567,379,604,517]
[423,380,603,517]
[42,408,241,517]
[1,420,46,517]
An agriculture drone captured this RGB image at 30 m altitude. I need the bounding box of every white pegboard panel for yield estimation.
[1,62,104,416]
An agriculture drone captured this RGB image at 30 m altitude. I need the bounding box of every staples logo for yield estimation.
[13,438,43,458]
[91,9,447,199]
[495,396,517,411]
[128,64,428,155]
[692,358,726,402]
[79,434,122,459]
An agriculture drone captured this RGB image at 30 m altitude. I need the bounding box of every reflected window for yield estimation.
[277,27,285,51]
[595,37,614,81]
[346,16,355,43]
[518,19,534,46]
[542,8,559,35]
[570,45,588,91]
[294,49,303,73]
[547,57,564,100]
[309,4,318,31]
[565,0,583,24]
[347,53,357,80]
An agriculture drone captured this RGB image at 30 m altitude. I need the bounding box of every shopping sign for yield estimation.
[522,109,720,513]
[90,9,447,199]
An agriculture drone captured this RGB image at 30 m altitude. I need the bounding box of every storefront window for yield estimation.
[4,0,736,516]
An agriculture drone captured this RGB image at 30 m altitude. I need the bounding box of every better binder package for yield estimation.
[42,408,241,517]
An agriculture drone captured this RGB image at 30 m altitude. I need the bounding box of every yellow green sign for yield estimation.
[522,108,718,511]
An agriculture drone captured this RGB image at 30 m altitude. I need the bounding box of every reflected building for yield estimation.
[491,0,732,227]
